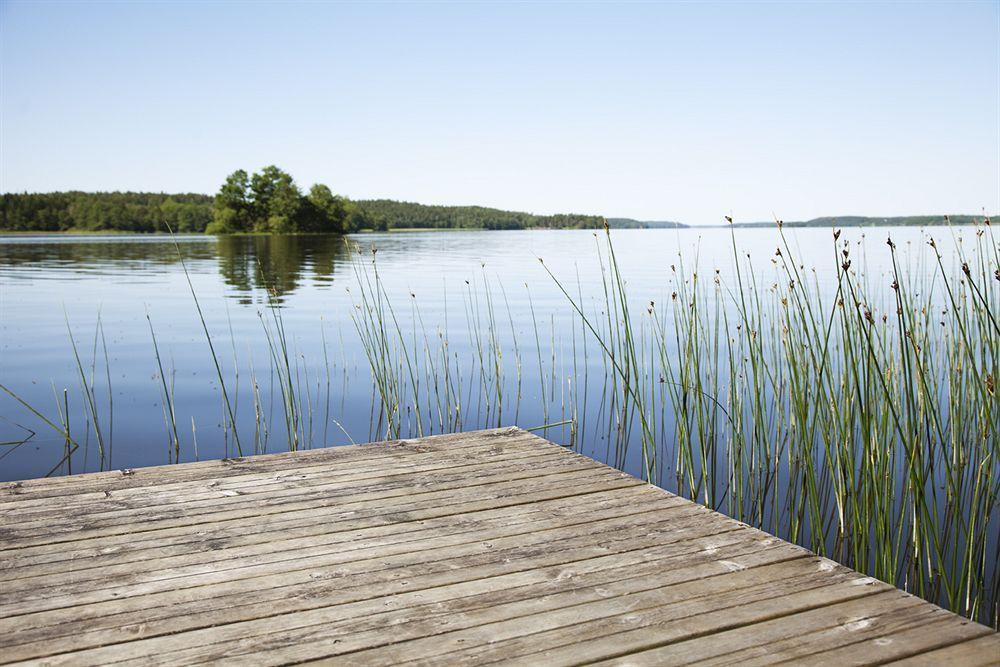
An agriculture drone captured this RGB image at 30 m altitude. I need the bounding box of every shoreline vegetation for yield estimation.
[1,219,996,627]
[0,166,989,234]
[0,165,605,235]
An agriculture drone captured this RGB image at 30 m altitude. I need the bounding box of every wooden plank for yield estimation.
[793,615,995,666]
[0,494,716,656]
[98,546,809,667]
[4,521,783,663]
[0,433,555,517]
[0,428,529,500]
[0,503,716,621]
[663,593,997,666]
[592,590,936,665]
[0,432,559,524]
[0,516,749,640]
[887,634,1000,666]
[0,462,636,562]
[0,428,561,508]
[1,487,696,598]
[0,462,630,548]
[521,584,994,667]
[0,427,995,666]
[0,447,578,535]
[329,558,886,666]
[1,484,662,579]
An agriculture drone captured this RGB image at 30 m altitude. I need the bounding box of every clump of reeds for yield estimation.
[539,217,997,627]
[347,218,997,625]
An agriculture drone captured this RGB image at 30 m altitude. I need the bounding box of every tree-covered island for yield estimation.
[207,166,358,234]
[0,166,605,234]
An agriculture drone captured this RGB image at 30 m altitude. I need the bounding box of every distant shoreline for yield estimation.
[0,187,990,235]
[1,219,989,241]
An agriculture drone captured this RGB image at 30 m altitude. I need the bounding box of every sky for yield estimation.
[1,1,998,225]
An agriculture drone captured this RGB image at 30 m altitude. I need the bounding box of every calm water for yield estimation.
[0,226,975,482]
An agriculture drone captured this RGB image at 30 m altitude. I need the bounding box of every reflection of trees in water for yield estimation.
[215,235,347,303]
[0,238,217,269]
[0,235,347,304]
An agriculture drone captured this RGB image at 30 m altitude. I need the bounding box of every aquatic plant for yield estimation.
[346,219,998,626]
[1,220,996,627]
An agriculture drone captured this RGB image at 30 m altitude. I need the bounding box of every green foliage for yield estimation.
[300,184,347,234]
[343,201,385,232]
[352,199,604,230]
[0,167,351,235]
[606,217,686,229]
[212,166,324,234]
[0,183,605,234]
[0,192,212,233]
[213,169,251,232]
[249,166,302,231]
[3,183,989,236]
[206,207,240,235]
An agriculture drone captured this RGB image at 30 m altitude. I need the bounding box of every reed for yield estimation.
[0,383,80,477]
[165,222,243,456]
[1,221,995,627]
[146,310,180,463]
[344,219,997,626]
[64,313,108,466]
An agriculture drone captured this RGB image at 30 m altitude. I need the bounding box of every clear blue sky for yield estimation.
[1,1,997,224]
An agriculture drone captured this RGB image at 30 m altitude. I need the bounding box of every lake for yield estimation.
[0,226,963,480]
[1,226,996,624]
[0,225,990,475]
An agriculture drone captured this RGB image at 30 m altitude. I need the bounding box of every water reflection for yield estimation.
[215,235,347,303]
[0,235,216,274]
[0,234,348,303]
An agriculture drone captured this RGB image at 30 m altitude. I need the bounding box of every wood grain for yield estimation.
[1,427,994,666]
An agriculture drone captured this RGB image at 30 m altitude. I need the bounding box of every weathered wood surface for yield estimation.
[1,427,996,666]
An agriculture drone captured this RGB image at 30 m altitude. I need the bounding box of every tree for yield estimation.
[303,184,347,233]
[209,170,251,233]
[343,201,371,232]
[249,165,300,232]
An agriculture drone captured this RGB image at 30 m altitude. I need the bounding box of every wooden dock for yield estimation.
[1,427,996,665]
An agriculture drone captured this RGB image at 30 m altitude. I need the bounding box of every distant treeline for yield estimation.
[605,217,685,229]
[5,178,983,234]
[1,167,604,234]
[0,191,214,233]
[354,199,603,230]
[734,215,986,228]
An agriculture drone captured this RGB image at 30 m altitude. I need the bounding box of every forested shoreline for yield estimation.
[0,192,214,233]
[0,166,604,234]
[353,199,605,230]
[1,166,984,234]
